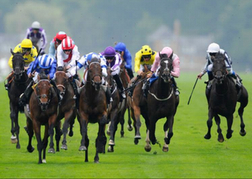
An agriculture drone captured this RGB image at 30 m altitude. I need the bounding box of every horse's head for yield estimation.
[212,53,227,84]
[158,54,173,83]
[11,49,26,80]
[34,72,52,111]
[54,67,67,97]
[88,57,102,91]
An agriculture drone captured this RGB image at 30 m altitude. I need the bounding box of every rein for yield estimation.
[148,88,173,101]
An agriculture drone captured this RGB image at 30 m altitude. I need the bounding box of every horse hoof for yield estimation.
[16,144,20,149]
[48,148,55,153]
[61,144,68,150]
[127,125,133,131]
[120,132,124,138]
[144,145,151,152]
[108,139,115,146]
[79,146,87,151]
[204,134,211,139]
[68,131,73,137]
[11,135,17,144]
[42,159,46,163]
[27,146,35,153]
[240,130,246,136]
[218,138,224,143]
[107,146,114,152]
[162,146,169,152]
[134,138,139,145]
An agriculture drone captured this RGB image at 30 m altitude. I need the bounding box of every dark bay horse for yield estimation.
[78,57,107,163]
[204,53,248,142]
[6,50,31,149]
[105,64,129,152]
[48,68,77,153]
[146,56,179,152]
[26,72,59,163]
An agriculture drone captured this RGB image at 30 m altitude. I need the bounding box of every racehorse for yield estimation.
[6,50,31,149]
[48,67,77,153]
[129,64,152,145]
[106,64,129,152]
[204,53,248,142]
[78,57,107,163]
[26,71,59,163]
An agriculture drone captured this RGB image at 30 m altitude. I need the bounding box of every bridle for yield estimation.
[34,79,52,111]
[12,54,26,81]
[88,61,102,91]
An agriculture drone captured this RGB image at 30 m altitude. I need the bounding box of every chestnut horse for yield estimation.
[78,57,107,163]
[26,71,59,163]
[204,53,248,142]
[6,50,32,149]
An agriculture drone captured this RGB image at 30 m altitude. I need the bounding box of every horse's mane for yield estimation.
[90,57,100,63]
[39,70,48,80]
[56,66,65,71]
[211,52,225,62]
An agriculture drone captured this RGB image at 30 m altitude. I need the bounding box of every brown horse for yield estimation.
[6,50,32,149]
[204,53,248,142]
[78,57,107,163]
[26,71,59,163]
[47,67,77,153]
[105,64,129,152]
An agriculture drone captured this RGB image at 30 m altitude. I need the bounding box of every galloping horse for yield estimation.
[204,53,248,142]
[106,64,129,152]
[78,57,107,163]
[145,56,179,152]
[130,64,152,145]
[6,50,31,149]
[26,71,59,163]
[47,67,77,153]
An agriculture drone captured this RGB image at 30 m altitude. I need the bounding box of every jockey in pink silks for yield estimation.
[144,47,180,96]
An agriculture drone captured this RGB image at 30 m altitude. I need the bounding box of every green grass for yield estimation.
[1,72,252,178]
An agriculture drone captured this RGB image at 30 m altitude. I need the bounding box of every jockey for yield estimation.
[19,54,58,107]
[70,52,112,105]
[5,39,38,90]
[133,45,156,97]
[151,47,180,96]
[197,42,242,91]
[114,42,134,79]
[48,31,75,58]
[57,36,80,100]
[25,21,47,54]
[102,46,126,99]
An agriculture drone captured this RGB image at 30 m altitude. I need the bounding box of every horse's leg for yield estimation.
[42,124,49,163]
[119,110,125,137]
[149,114,158,145]
[54,122,61,152]
[48,114,57,153]
[108,110,118,150]
[238,89,248,136]
[214,115,224,142]
[162,116,174,152]
[84,134,89,162]
[79,115,88,151]
[26,117,34,153]
[95,116,107,163]
[10,104,20,148]
[144,130,151,152]
[68,110,76,137]
[33,119,43,164]
[132,105,141,144]
[226,115,234,139]
[127,106,133,131]
[61,110,74,150]
[204,110,214,139]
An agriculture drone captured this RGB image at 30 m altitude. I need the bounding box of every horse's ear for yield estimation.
[159,52,168,59]
[10,49,14,55]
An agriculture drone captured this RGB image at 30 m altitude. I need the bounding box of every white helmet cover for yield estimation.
[207,43,220,53]
[31,21,40,29]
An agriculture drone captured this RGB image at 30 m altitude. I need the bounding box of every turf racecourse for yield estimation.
[0,72,252,178]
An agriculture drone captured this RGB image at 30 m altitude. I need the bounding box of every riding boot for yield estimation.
[19,80,34,107]
[113,74,126,99]
[4,71,14,90]
[171,78,179,96]
[70,78,79,108]
[50,80,62,104]
[142,80,150,98]
[126,68,134,79]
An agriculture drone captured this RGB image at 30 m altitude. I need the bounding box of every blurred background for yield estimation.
[1,0,252,81]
